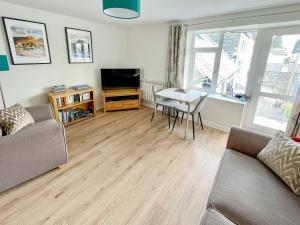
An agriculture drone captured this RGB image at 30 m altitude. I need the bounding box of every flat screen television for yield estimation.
[101,69,140,90]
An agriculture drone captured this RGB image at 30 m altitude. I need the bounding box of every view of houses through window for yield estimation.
[189,30,256,96]
[253,34,300,131]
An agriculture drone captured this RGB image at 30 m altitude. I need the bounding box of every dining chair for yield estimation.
[171,94,208,139]
[150,86,180,129]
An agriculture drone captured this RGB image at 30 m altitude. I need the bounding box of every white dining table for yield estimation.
[154,88,206,139]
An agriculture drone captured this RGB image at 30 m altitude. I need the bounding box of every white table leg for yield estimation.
[184,103,190,139]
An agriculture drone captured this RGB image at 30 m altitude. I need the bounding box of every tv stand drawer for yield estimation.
[106,102,124,111]
[105,100,139,111]
[124,100,139,109]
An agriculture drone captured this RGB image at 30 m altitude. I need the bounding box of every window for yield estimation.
[253,34,300,131]
[187,30,257,97]
[192,52,216,89]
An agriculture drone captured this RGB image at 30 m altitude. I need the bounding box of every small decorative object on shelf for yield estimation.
[48,87,96,126]
[234,93,249,103]
[72,84,90,91]
[51,85,66,93]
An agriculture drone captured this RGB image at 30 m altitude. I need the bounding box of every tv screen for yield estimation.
[101,69,140,90]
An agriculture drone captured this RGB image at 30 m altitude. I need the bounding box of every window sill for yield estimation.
[208,93,247,105]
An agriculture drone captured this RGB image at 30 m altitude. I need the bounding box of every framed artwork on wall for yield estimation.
[65,27,93,63]
[2,17,51,65]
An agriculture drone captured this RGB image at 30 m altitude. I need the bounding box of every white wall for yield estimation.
[201,98,244,131]
[125,24,169,82]
[0,1,127,108]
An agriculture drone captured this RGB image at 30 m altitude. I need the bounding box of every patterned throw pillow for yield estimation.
[258,132,300,196]
[0,104,34,135]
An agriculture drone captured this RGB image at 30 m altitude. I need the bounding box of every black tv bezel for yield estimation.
[101,68,141,90]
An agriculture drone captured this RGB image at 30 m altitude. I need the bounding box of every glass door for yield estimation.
[246,27,300,134]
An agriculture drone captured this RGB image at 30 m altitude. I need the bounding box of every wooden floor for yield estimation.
[0,107,228,225]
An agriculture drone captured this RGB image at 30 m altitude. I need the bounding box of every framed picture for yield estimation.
[65,27,93,63]
[2,17,51,65]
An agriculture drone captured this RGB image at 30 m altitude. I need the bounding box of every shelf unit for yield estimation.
[48,87,96,126]
[102,89,142,112]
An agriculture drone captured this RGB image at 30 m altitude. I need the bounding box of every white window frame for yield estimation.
[243,26,300,134]
[187,29,256,95]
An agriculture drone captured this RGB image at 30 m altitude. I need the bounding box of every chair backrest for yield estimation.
[152,86,164,102]
[191,94,208,114]
[152,86,157,102]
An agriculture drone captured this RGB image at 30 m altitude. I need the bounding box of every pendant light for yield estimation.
[103,0,140,19]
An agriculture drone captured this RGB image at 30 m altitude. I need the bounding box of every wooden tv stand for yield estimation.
[102,89,142,112]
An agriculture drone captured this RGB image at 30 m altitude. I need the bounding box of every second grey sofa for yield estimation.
[201,127,300,225]
[0,104,68,192]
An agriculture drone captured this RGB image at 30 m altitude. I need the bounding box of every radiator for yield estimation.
[140,79,166,103]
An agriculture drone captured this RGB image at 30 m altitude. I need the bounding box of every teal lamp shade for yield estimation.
[103,0,140,19]
[0,55,9,71]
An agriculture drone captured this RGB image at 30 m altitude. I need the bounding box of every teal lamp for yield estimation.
[0,55,9,109]
[0,55,9,72]
[103,0,140,19]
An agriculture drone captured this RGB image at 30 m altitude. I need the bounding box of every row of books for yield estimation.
[58,108,93,125]
[56,92,92,107]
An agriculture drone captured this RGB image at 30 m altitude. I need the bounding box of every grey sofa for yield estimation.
[201,127,300,225]
[0,104,68,192]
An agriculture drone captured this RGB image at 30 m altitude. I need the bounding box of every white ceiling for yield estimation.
[1,0,299,26]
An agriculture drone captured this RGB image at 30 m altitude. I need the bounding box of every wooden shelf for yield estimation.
[48,88,96,98]
[64,115,94,127]
[58,99,94,110]
[48,87,96,126]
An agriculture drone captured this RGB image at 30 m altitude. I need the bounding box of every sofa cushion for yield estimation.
[258,131,300,196]
[0,104,34,135]
[208,149,300,225]
[200,209,236,225]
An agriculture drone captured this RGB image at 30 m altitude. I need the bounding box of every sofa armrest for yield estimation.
[226,127,272,158]
[26,104,54,122]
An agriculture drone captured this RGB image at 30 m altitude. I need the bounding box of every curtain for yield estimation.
[286,96,300,136]
[166,24,187,88]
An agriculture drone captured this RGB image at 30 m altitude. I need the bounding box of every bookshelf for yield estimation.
[48,87,96,126]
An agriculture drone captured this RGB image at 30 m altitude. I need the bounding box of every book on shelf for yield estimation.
[56,96,68,107]
[56,92,92,107]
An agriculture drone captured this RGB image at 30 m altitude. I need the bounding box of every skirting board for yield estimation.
[201,120,230,133]
[142,99,230,133]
